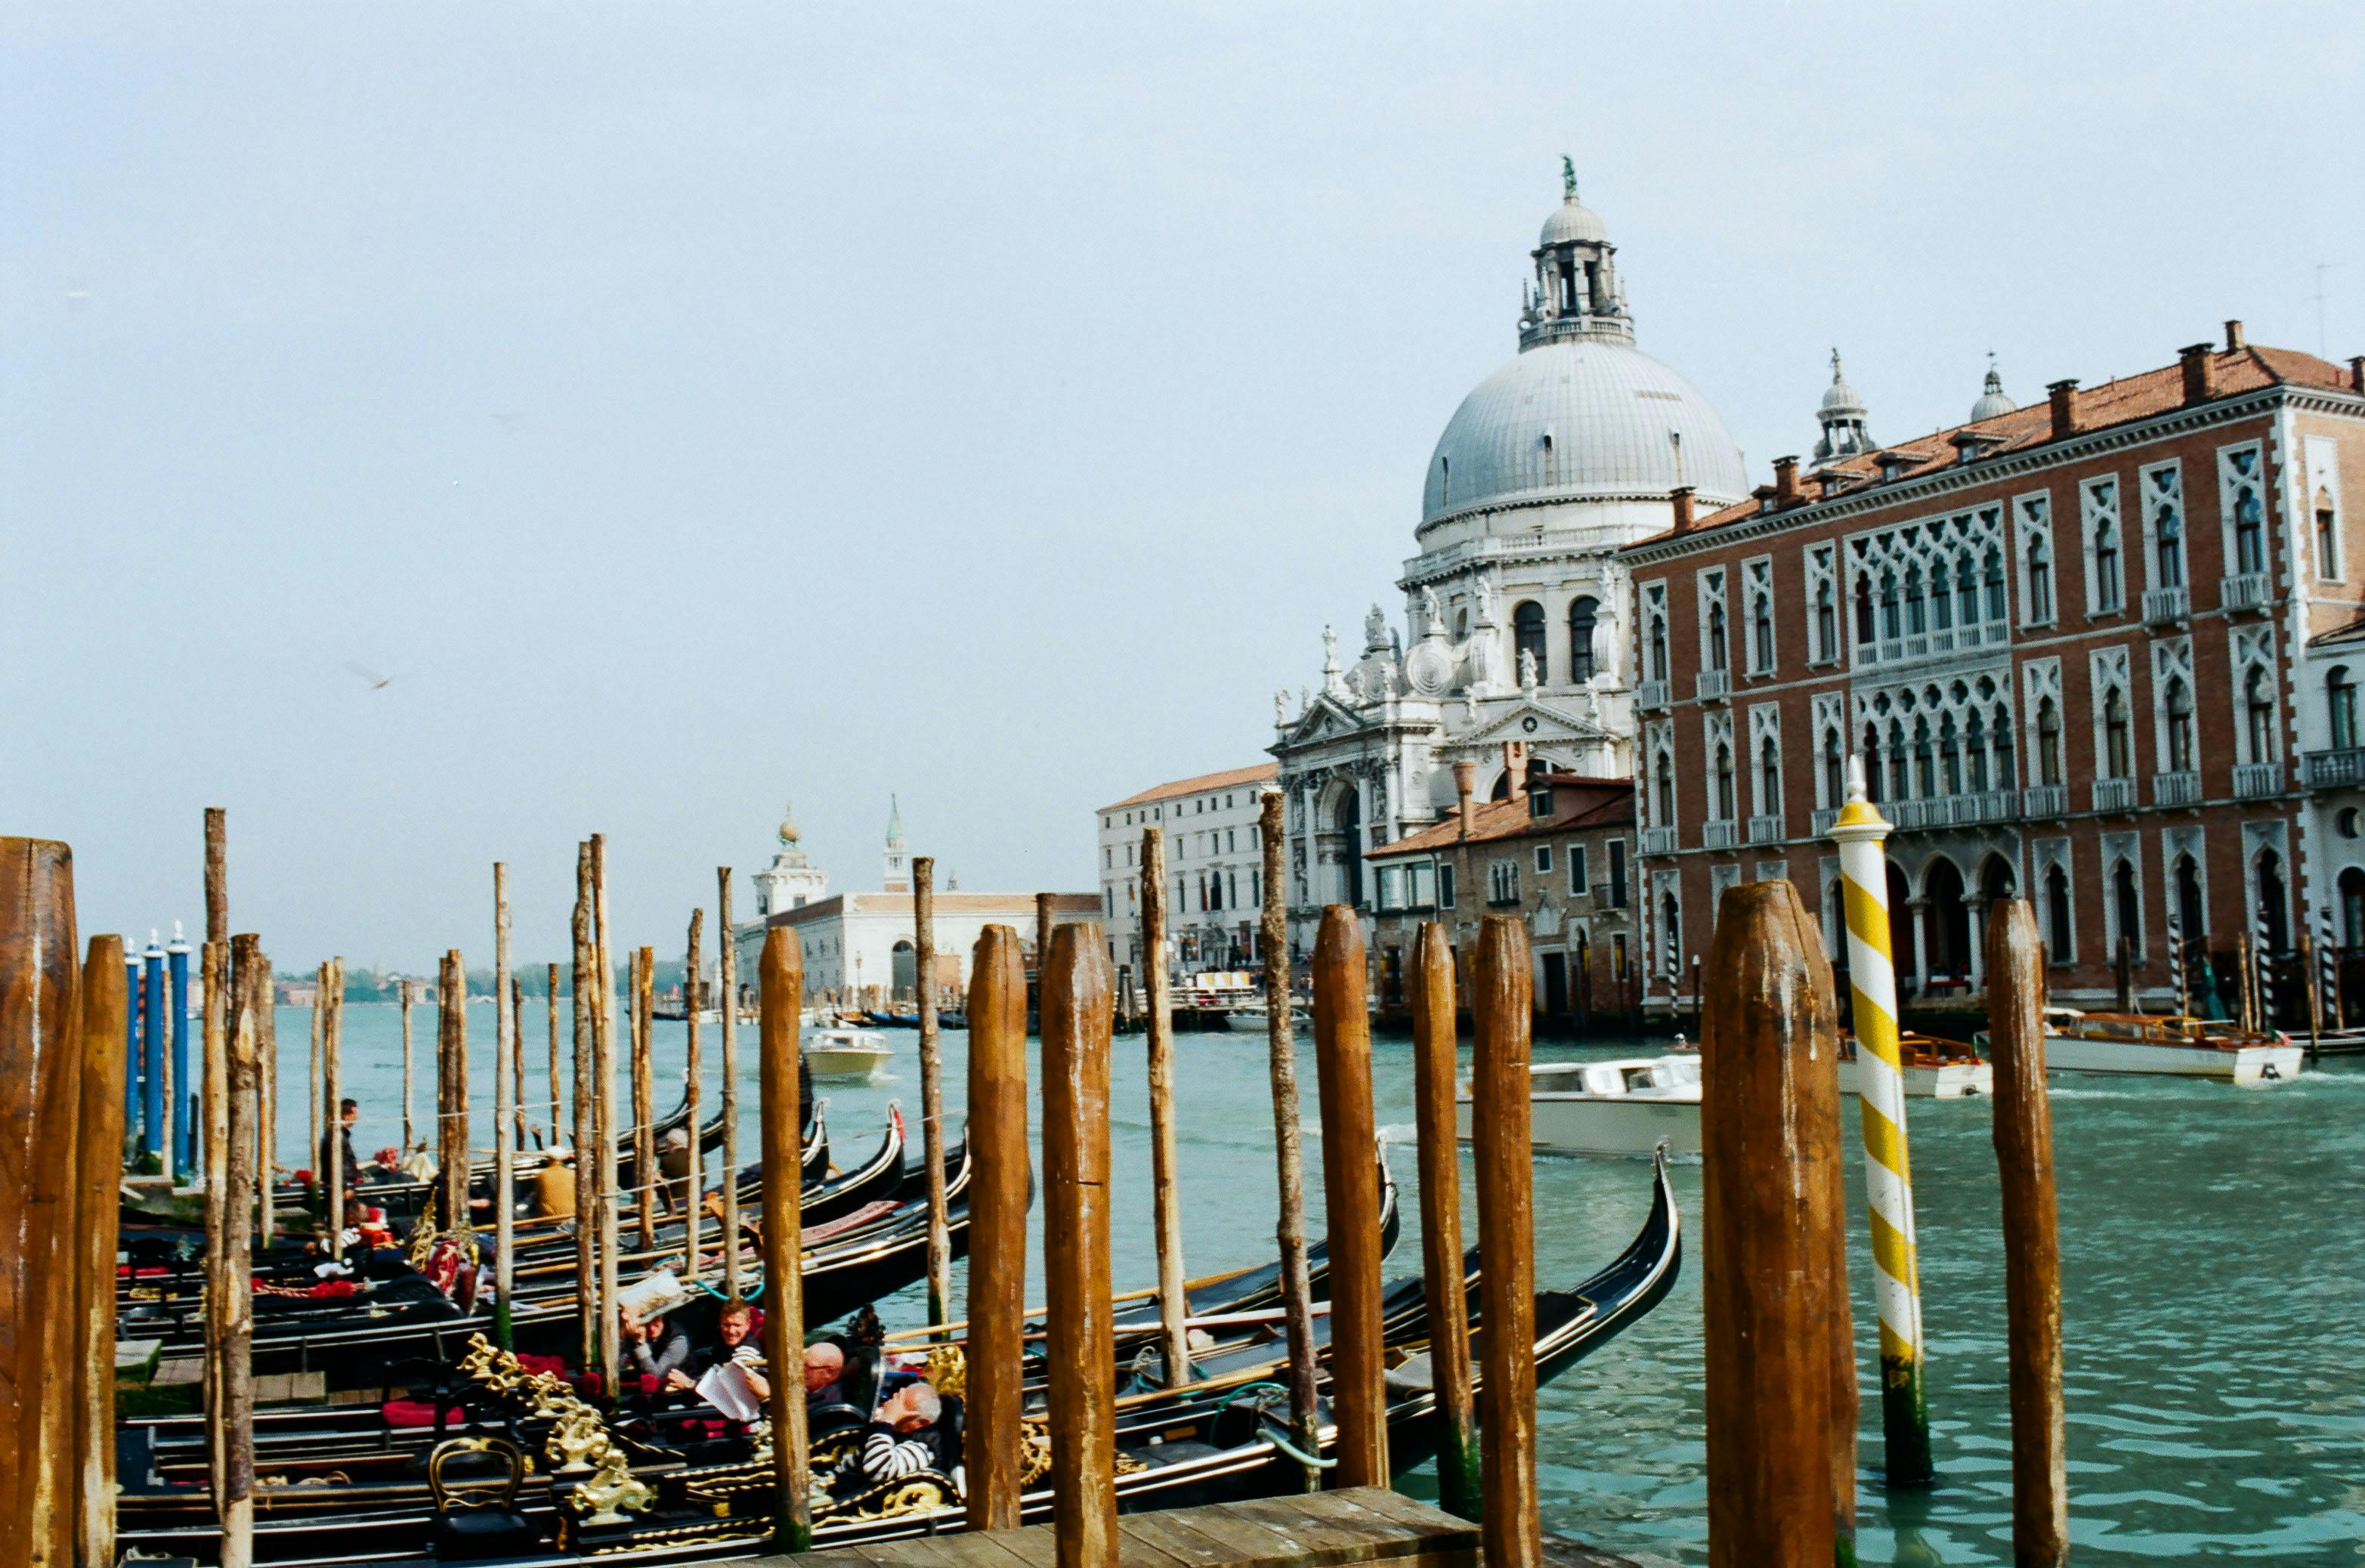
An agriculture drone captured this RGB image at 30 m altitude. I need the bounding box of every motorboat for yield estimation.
[1838,1031,1992,1099]
[2027,1007,2304,1087]
[804,1025,894,1080]
[1459,1053,1702,1158]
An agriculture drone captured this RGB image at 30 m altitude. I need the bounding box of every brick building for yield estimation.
[1364,767,1638,1030]
[1621,325,2365,1018]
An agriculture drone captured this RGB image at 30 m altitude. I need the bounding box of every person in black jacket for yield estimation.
[317,1099,361,1191]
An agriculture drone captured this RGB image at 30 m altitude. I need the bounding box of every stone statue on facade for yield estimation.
[1364,603,1387,651]
[1519,648,1538,691]
[1474,579,1496,625]
[1275,690,1291,726]
[1418,585,1442,636]
[1322,625,1339,672]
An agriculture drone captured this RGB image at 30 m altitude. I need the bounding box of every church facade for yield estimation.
[1269,173,1748,957]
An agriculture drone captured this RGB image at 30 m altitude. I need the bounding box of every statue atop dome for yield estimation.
[1562,154,1577,199]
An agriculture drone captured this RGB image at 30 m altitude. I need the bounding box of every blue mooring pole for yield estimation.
[169,924,194,1174]
[124,948,144,1152]
[142,932,167,1157]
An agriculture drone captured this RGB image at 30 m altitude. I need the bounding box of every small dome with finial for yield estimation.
[1810,348,1873,469]
[1970,352,2017,421]
[778,799,801,846]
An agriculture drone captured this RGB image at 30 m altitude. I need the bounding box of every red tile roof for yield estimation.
[1100,762,1278,812]
[1635,342,2358,547]
[1366,775,1634,858]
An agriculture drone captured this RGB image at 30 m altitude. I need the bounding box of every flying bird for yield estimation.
[342,661,400,691]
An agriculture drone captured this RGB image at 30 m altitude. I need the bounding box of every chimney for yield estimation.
[1453,762,1477,839]
[1670,485,1696,531]
[2224,319,2246,353]
[2179,342,2215,404]
[2350,355,2363,394]
[2047,379,2081,441]
[1773,454,1800,506]
[1502,741,1528,803]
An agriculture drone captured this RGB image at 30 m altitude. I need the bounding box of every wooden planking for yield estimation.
[733,1489,1495,1568]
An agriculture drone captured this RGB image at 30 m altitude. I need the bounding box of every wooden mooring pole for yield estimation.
[308,964,325,1224]
[201,939,230,1514]
[572,843,596,1372]
[204,806,227,1184]
[1473,914,1539,1568]
[493,865,516,1347]
[634,945,656,1248]
[718,868,742,1302]
[323,957,345,1259]
[964,925,1029,1531]
[1409,921,1479,1519]
[592,836,621,1402]
[1256,790,1321,1488]
[1042,922,1118,1568]
[545,963,561,1153]
[75,936,127,1568]
[684,908,703,1283]
[915,856,951,1324]
[758,929,812,1551]
[1312,905,1387,1489]
[256,965,276,1242]
[437,950,468,1232]
[221,932,267,1568]
[399,979,416,1153]
[1139,827,1191,1388]
[1700,880,1849,1568]
[1986,898,2069,1568]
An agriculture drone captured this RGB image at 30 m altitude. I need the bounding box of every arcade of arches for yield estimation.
[1860,852,2018,995]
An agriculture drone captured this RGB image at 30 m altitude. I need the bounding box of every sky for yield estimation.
[6,4,2363,974]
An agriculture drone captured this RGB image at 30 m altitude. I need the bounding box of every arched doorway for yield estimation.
[2256,849,2289,952]
[1333,787,1364,908]
[891,939,917,998]
[1923,858,1969,985]
[2173,855,2204,945]
[2044,863,2072,964]
[1887,861,1918,994]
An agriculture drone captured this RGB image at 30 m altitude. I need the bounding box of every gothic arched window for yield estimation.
[1714,745,1735,820]
[2166,677,2195,771]
[2038,697,2063,786]
[2027,533,2054,622]
[1994,701,2017,788]
[2331,665,2358,750]
[1816,582,1838,662]
[1958,550,1981,625]
[2155,498,2184,587]
[1904,564,1927,636]
[1707,602,1729,672]
[1931,560,1954,632]
[1513,601,1547,680]
[1568,596,1600,682]
[1855,574,1875,645]
[1966,710,1989,791]
[1647,609,1668,682]
[2045,863,2073,963]
[1655,752,1675,824]
[2095,521,2122,611]
[1984,547,2007,620]
[2246,668,2277,763]
[1824,728,1844,806]
[2104,688,2132,778]
[2236,487,2266,574]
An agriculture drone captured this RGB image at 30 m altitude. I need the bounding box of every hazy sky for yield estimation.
[8,5,2362,973]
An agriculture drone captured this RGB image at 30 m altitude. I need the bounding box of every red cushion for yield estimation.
[382,1400,465,1428]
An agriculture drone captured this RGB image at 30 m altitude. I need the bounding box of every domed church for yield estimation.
[1269,169,1746,948]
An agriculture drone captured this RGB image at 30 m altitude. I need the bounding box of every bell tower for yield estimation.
[882,796,910,892]
[1518,159,1634,350]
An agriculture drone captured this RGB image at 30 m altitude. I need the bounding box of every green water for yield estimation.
[277,1004,2365,1563]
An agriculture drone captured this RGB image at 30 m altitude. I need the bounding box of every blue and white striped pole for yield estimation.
[169,923,194,1175]
[124,948,144,1155]
[142,932,168,1159]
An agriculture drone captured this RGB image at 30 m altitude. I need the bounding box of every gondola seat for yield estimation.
[427,1435,539,1557]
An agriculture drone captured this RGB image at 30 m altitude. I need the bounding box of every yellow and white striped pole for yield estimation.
[1830,755,1935,1487]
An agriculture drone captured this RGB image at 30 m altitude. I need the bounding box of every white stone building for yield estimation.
[1095,763,1278,975]
[737,799,1096,1003]
[1269,172,1749,954]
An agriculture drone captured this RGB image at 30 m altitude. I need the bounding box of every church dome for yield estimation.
[1424,339,1749,523]
[1539,196,1608,249]
[1970,354,2017,421]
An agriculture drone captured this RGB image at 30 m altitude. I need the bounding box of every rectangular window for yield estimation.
[1408,861,1436,908]
[1568,843,1588,895]
[1437,863,1456,910]
[1609,840,1628,908]
[1535,844,1553,875]
[1377,867,1401,911]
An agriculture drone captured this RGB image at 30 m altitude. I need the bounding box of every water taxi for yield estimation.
[1838,1031,1992,1099]
[2031,1007,2303,1087]
[804,1025,895,1081]
[1458,1054,1702,1158]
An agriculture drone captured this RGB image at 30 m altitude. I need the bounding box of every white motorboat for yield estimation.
[805,1026,894,1081]
[1838,1032,1992,1099]
[2031,1008,2303,1087]
[1458,1054,1702,1158]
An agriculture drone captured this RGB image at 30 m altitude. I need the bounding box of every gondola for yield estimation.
[121,1119,954,1383]
[110,1155,1674,1566]
[111,1161,1402,1551]
[115,1109,845,1313]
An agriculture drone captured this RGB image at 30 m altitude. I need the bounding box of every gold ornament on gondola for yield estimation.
[924,1342,967,1399]
[567,1447,655,1526]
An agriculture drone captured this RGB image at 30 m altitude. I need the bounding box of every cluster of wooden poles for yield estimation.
[1,801,2071,1568]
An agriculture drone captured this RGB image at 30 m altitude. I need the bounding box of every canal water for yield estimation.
[288,1003,2365,1563]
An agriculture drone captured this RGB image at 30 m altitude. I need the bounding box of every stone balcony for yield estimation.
[2222,571,2273,612]
[2234,760,2283,799]
[2022,783,2069,817]
[2092,776,2138,812]
[1634,679,1669,712]
[1810,805,1840,835]
[2305,747,2365,790]
[1747,812,1785,845]
[1695,669,1730,703]
[2153,769,2201,807]
[2143,585,2190,626]
[1640,826,1677,856]
[1702,819,1739,851]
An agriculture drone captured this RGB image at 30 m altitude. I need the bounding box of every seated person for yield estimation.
[623,1302,693,1388]
[530,1151,577,1220]
[658,1127,696,1214]
[854,1381,946,1481]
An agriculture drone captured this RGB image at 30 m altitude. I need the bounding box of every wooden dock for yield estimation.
[731,1489,1651,1568]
